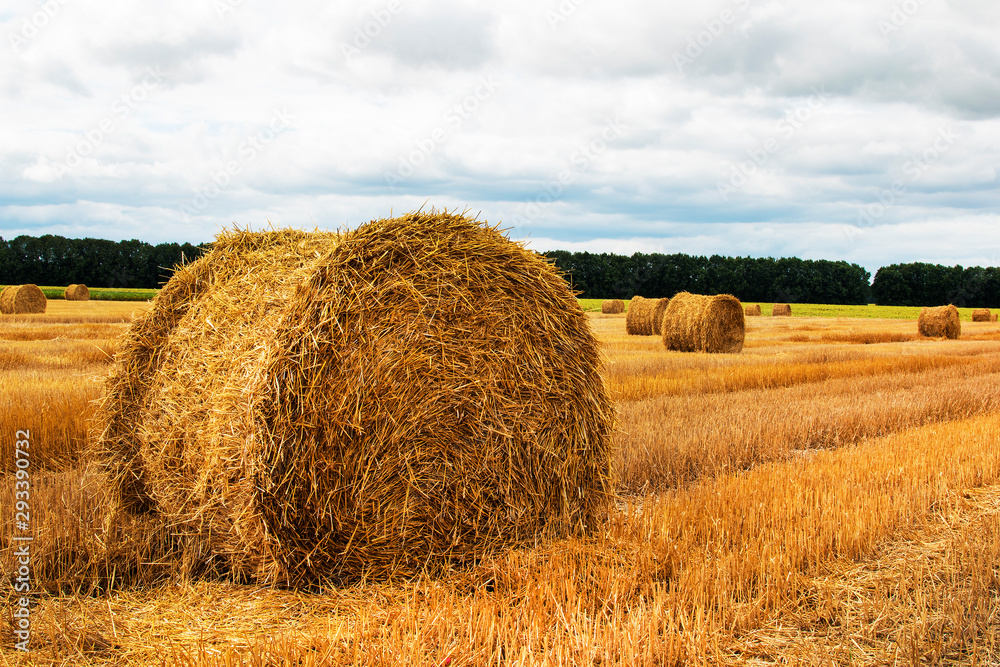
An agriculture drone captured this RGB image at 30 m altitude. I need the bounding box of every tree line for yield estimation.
[543,252,873,304]
[0,235,205,290]
[0,234,996,307]
[870,263,1000,308]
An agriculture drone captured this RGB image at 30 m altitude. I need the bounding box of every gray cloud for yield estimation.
[365,2,497,70]
[0,0,998,276]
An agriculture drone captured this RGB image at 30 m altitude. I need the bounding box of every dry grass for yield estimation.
[615,360,1000,491]
[600,316,997,401]
[609,346,980,402]
[0,375,101,472]
[3,303,1000,665]
[0,354,114,475]
[0,304,123,472]
[1,300,148,324]
[724,484,1000,664]
[0,466,177,596]
[5,415,999,665]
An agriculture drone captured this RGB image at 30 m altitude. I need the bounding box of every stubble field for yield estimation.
[2,301,999,665]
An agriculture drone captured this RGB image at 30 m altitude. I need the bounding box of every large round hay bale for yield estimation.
[971,308,991,322]
[662,292,745,353]
[918,304,961,339]
[94,212,614,585]
[0,284,47,314]
[65,284,90,301]
[772,303,791,317]
[601,299,624,314]
[624,296,668,335]
[744,304,761,317]
[650,297,670,336]
[625,296,646,335]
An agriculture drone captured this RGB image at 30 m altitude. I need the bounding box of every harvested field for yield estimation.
[4,298,1000,665]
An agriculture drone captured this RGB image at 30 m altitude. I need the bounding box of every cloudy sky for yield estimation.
[2,0,999,275]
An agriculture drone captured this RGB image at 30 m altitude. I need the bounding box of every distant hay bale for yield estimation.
[625,296,646,335]
[650,298,670,336]
[65,284,90,301]
[625,296,669,335]
[0,284,47,314]
[993,314,999,323]
[94,211,614,586]
[918,304,961,339]
[971,308,991,322]
[745,304,761,316]
[772,303,791,317]
[662,292,745,353]
[601,299,624,314]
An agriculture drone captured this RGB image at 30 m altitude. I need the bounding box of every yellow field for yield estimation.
[2,304,999,665]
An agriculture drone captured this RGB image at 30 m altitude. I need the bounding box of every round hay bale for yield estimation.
[625,296,646,335]
[772,303,791,317]
[94,212,614,585]
[971,308,991,322]
[624,296,668,335]
[918,304,961,339]
[650,297,670,336]
[601,299,624,314]
[993,314,998,323]
[662,292,745,353]
[744,304,761,316]
[65,284,90,301]
[0,284,47,314]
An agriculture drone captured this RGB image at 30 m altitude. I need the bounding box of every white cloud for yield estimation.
[0,0,999,276]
